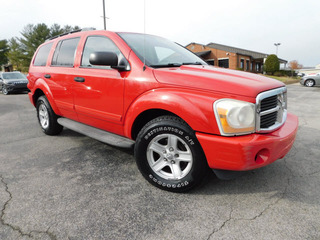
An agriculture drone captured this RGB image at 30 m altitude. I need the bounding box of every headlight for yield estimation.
[214,99,255,136]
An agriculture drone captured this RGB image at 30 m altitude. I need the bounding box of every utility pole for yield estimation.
[102,0,106,30]
[274,43,281,56]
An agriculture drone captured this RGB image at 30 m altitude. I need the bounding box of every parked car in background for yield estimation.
[0,72,29,95]
[300,73,320,87]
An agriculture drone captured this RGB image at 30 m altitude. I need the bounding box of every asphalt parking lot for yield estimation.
[0,83,319,240]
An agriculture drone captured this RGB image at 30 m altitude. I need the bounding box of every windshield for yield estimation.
[2,72,27,80]
[118,33,207,68]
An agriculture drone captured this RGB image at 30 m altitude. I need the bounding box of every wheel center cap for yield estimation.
[166,153,174,160]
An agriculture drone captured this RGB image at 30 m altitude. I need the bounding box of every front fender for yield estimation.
[124,88,221,138]
[32,78,61,116]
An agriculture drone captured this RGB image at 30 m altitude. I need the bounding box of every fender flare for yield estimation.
[124,88,219,138]
[32,78,62,116]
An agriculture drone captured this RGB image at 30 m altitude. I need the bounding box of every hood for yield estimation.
[153,65,284,98]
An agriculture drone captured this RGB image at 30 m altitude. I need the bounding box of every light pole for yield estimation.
[102,0,106,30]
[274,43,281,56]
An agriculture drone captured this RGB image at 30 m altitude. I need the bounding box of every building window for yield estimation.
[256,63,261,72]
[206,60,214,66]
[240,59,244,69]
[246,60,250,71]
[218,59,229,68]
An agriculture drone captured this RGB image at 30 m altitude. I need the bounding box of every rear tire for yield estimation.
[36,96,63,135]
[134,115,209,192]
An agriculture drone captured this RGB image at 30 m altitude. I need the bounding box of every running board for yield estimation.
[57,118,135,148]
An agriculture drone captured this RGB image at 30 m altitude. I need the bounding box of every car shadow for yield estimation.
[53,121,318,206]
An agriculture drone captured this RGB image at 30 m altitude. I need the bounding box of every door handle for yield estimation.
[44,74,51,79]
[74,77,85,82]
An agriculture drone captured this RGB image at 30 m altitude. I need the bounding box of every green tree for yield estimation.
[62,25,80,34]
[0,39,9,66]
[50,23,65,37]
[264,54,280,75]
[7,38,26,71]
[18,23,51,68]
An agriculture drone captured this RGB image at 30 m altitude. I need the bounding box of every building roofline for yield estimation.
[185,42,205,48]
[186,42,287,63]
[206,42,268,56]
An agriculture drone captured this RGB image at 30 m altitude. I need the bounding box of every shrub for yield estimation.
[274,71,283,77]
[264,54,280,75]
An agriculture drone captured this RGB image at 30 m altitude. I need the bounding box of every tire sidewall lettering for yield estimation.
[148,173,189,189]
[143,126,194,145]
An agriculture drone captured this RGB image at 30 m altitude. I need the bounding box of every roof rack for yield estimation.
[46,28,96,41]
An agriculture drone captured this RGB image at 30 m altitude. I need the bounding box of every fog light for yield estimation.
[255,149,270,164]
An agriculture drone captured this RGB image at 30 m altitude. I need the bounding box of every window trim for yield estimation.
[33,42,53,67]
[51,37,80,68]
[79,35,128,70]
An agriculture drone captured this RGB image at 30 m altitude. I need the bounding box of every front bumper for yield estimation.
[196,113,298,171]
[4,83,29,92]
[300,79,305,85]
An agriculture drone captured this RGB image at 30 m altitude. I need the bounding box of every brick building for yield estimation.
[186,42,287,73]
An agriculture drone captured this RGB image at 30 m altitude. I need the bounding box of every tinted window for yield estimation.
[81,36,122,68]
[33,42,53,66]
[52,38,80,67]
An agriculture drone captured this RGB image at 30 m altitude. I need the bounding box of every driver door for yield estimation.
[72,35,125,133]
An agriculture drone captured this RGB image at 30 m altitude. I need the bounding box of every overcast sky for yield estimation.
[0,0,319,67]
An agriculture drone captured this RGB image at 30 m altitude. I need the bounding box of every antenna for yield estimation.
[143,0,146,71]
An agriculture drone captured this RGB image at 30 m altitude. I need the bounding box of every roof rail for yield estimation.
[46,28,96,41]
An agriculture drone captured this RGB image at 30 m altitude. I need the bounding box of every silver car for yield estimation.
[300,73,320,87]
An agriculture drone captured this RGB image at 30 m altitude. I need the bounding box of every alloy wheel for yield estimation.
[146,133,193,180]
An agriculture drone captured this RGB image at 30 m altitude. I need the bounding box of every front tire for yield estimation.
[36,96,63,135]
[134,116,209,192]
[305,79,315,87]
[2,86,9,95]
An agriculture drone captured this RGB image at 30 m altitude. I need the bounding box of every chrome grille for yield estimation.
[260,95,278,111]
[260,111,278,128]
[256,87,287,133]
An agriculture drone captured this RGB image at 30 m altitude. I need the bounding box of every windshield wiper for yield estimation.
[182,62,203,66]
[150,63,182,68]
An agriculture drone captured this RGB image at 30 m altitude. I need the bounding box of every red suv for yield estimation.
[28,29,298,192]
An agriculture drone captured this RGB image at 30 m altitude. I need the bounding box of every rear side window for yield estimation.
[51,37,80,67]
[81,36,122,69]
[33,43,53,66]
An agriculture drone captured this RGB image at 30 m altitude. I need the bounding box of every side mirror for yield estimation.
[89,51,118,67]
[89,51,129,71]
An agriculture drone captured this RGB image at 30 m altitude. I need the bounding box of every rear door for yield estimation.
[72,35,125,133]
[48,37,80,120]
